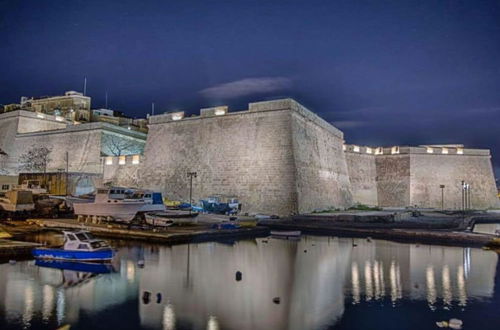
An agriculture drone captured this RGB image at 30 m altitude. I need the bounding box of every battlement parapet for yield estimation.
[344,144,490,157]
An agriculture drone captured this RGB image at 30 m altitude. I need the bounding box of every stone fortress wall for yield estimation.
[140,99,352,215]
[344,145,500,209]
[0,110,147,178]
[1,98,499,214]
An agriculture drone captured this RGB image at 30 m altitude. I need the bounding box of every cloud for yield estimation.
[331,120,369,129]
[199,77,292,99]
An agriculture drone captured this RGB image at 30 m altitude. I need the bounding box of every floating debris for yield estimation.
[449,319,463,329]
[142,291,151,304]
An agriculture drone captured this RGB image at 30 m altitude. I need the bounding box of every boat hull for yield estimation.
[32,247,114,262]
[73,202,144,222]
[270,230,301,237]
[35,259,115,273]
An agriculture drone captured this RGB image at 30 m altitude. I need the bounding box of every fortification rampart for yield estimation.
[141,99,351,215]
[344,144,500,209]
[0,111,146,176]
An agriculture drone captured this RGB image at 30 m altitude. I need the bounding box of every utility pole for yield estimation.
[65,151,69,196]
[461,180,465,211]
[152,102,155,116]
[187,171,197,214]
[439,185,445,210]
[83,77,87,96]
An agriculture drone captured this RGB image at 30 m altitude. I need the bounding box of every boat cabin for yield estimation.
[63,230,110,251]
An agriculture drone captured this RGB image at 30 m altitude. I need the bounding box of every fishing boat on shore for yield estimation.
[0,190,35,213]
[270,230,302,238]
[32,230,114,262]
[73,187,146,222]
[145,210,199,227]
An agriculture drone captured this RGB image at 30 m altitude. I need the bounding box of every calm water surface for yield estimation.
[0,233,499,330]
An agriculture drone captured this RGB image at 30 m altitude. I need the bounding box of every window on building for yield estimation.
[426,147,433,154]
[442,148,448,154]
[105,157,113,165]
[457,148,464,155]
[2,184,10,190]
[391,146,400,154]
[353,145,360,152]
[119,156,126,165]
[132,155,140,164]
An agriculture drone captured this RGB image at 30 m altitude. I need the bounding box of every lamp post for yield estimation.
[439,185,445,210]
[461,181,465,211]
[187,171,197,214]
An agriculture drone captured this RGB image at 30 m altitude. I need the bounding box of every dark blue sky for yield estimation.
[1,0,500,177]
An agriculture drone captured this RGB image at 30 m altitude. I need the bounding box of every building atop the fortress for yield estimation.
[1,96,498,214]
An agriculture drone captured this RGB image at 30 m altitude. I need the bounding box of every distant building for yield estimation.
[20,91,91,122]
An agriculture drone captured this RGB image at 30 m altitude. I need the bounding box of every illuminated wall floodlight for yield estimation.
[366,147,372,154]
[375,147,383,155]
[457,148,464,155]
[119,155,126,165]
[105,157,113,165]
[353,145,360,152]
[132,155,140,164]
[391,146,400,154]
[171,113,183,121]
[442,148,448,154]
[426,147,433,154]
[214,109,226,116]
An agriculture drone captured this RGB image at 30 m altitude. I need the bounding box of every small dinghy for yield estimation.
[270,230,301,238]
[32,230,114,262]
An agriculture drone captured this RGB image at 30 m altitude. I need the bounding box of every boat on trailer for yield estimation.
[32,230,114,262]
[73,187,146,222]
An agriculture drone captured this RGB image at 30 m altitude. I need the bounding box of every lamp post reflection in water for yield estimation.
[162,304,176,330]
[351,262,360,304]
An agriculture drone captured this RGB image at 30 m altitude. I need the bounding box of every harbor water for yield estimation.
[0,233,499,330]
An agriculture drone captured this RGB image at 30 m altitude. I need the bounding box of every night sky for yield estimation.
[1,1,500,178]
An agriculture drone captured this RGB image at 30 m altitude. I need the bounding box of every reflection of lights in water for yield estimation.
[207,315,220,330]
[457,265,467,307]
[390,261,399,304]
[364,261,373,301]
[463,248,471,279]
[42,285,55,321]
[351,262,360,304]
[22,284,34,328]
[56,288,65,325]
[442,265,452,307]
[426,265,436,309]
[127,261,136,282]
[373,260,381,300]
[378,261,385,298]
[162,304,175,330]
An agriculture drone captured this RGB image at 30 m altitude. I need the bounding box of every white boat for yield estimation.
[73,187,146,222]
[270,230,301,237]
[144,213,175,227]
[0,190,35,212]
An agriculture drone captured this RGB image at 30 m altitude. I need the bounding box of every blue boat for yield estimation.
[35,259,115,274]
[32,230,114,262]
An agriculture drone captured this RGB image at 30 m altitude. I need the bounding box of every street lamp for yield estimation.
[187,171,197,214]
[439,185,445,210]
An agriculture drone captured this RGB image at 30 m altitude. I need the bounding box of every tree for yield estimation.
[102,134,142,156]
[18,146,52,175]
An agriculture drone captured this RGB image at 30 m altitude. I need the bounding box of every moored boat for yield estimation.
[32,230,114,262]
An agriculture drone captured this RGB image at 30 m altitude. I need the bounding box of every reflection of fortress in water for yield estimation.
[139,238,498,330]
[0,238,497,330]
